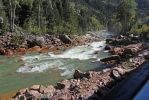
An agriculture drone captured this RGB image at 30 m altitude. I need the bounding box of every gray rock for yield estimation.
[59,34,72,44]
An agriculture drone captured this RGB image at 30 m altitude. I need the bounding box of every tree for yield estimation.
[9,0,20,32]
[116,0,137,34]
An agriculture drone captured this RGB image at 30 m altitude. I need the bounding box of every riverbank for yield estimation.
[0,31,103,56]
[11,34,149,100]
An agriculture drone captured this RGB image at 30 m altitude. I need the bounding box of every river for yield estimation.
[0,30,111,99]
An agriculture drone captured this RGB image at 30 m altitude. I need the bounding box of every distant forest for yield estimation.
[0,0,149,35]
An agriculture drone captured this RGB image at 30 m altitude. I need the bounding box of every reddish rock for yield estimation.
[27,46,41,52]
[40,46,49,53]
[17,48,26,52]
[113,47,124,55]
[5,49,14,56]
[17,48,26,55]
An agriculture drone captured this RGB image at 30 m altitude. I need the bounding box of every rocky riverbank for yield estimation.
[11,34,149,100]
[0,32,100,56]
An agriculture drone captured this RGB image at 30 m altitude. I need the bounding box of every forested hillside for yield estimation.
[0,0,148,35]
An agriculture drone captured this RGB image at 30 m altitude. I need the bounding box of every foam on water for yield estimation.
[49,41,106,60]
[17,30,110,74]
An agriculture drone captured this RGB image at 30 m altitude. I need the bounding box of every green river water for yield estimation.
[0,31,111,98]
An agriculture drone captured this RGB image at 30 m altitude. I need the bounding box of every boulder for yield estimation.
[112,47,124,55]
[39,85,47,93]
[35,36,45,47]
[28,90,41,99]
[73,70,92,79]
[59,34,72,44]
[17,88,29,95]
[104,45,113,51]
[57,80,71,89]
[111,70,121,80]
[19,96,27,100]
[27,36,45,48]
[46,85,55,96]
[100,55,120,63]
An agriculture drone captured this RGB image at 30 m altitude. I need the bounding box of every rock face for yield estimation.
[59,34,72,44]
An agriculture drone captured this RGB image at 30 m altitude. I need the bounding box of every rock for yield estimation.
[100,55,120,63]
[27,46,41,52]
[30,85,40,91]
[73,70,84,79]
[27,36,45,48]
[35,36,45,47]
[5,49,14,56]
[28,90,41,99]
[144,54,149,60]
[46,85,55,96]
[59,34,72,44]
[111,70,121,80]
[40,46,49,53]
[73,70,92,79]
[17,88,29,95]
[112,47,124,55]
[0,48,5,55]
[19,96,27,100]
[114,67,124,75]
[57,93,72,100]
[57,80,71,89]
[39,85,47,93]
[105,45,112,50]
[17,48,26,55]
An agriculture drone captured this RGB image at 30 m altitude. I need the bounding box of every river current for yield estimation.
[0,30,111,98]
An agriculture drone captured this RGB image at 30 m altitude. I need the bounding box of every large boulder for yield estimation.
[73,70,92,79]
[57,80,71,89]
[59,34,72,44]
[27,36,45,48]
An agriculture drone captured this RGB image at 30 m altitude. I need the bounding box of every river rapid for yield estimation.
[0,30,111,98]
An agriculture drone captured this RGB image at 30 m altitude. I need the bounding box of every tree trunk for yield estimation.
[12,6,16,32]
[38,4,41,29]
[10,0,13,32]
[9,0,15,32]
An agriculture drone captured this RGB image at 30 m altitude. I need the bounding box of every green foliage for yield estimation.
[116,0,137,34]
[89,16,102,31]
[11,35,25,45]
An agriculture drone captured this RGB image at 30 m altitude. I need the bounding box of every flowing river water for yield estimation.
[0,30,111,99]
